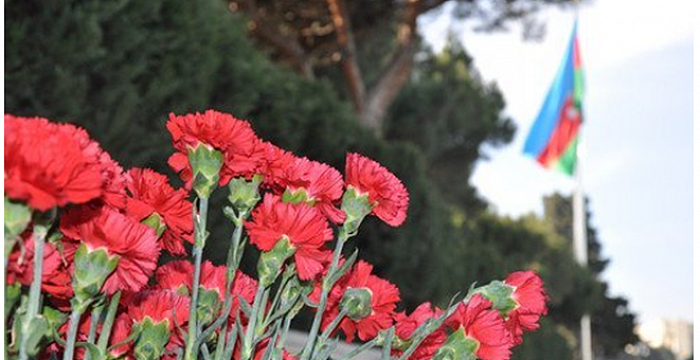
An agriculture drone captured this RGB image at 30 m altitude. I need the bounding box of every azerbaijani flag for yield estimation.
[523,21,584,176]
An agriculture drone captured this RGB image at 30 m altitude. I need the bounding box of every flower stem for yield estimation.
[97,291,122,353]
[240,284,266,360]
[18,222,49,360]
[84,305,103,360]
[335,337,379,360]
[62,308,83,360]
[299,229,348,360]
[185,196,210,360]
[196,212,247,348]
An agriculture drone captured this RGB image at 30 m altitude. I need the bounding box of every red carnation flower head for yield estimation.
[344,153,409,227]
[442,294,514,360]
[125,168,194,256]
[245,194,333,282]
[277,157,346,224]
[154,260,258,323]
[503,271,548,344]
[5,115,103,210]
[393,303,448,360]
[155,260,193,295]
[166,110,260,190]
[95,150,127,209]
[255,142,296,189]
[60,205,160,294]
[108,313,134,358]
[128,290,190,331]
[322,260,401,342]
[6,231,76,299]
[54,121,128,209]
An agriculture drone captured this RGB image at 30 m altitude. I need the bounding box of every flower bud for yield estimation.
[142,213,167,238]
[341,187,374,235]
[432,327,479,360]
[71,244,119,313]
[188,143,224,199]
[4,197,32,240]
[257,237,296,288]
[227,175,263,213]
[132,318,171,360]
[340,287,373,321]
[476,280,518,317]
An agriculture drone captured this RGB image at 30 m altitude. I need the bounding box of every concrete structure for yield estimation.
[285,330,382,360]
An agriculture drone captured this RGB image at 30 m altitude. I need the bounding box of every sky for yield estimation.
[420,0,694,324]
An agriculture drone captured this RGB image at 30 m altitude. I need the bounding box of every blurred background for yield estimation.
[4,1,693,360]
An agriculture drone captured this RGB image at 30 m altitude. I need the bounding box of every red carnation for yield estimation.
[277,157,346,224]
[6,232,76,300]
[95,151,127,210]
[445,295,514,360]
[155,260,193,294]
[125,168,194,256]
[60,205,160,294]
[255,142,296,189]
[344,153,409,227]
[322,260,400,342]
[245,194,333,280]
[166,110,260,187]
[54,121,127,209]
[503,271,548,344]
[393,303,447,360]
[5,115,103,210]
[155,260,258,321]
[128,290,190,331]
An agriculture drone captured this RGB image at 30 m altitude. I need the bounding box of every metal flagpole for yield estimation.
[573,133,593,360]
[571,0,592,356]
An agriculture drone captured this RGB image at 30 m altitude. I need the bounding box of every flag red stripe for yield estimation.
[536,96,582,167]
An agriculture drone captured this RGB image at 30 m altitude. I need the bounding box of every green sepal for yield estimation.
[340,287,373,321]
[132,318,171,360]
[227,175,263,212]
[4,197,32,240]
[13,299,50,358]
[281,188,311,205]
[5,281,21,321]
[431,327,479,360]
[43,306,69,332]
[188,144,224,199]
[71,244,119,313]
[197,287,223,326]
[142,213,167,238]
[341,187,374,235]
[257,237,296,288]
[475,280,518,317]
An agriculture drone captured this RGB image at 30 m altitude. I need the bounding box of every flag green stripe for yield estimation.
[553,135,578,176]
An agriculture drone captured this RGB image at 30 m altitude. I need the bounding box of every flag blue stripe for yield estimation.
[523,23,578,158]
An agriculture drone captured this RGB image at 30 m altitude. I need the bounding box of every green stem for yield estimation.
[197,213,246,348]
[97,291,122,353]
[317,308,348,344]
[18,223,49,360]
[84,305,103,360]
[62,308,83,360]
[335,337,379,360]
[185,196,210,360]
[240,284,266,360]
[299,229,348,360]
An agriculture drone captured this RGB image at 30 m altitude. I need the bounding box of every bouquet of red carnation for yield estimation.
[4,111,548,360]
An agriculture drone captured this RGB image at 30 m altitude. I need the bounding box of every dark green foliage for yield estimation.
[385,38,515,214]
